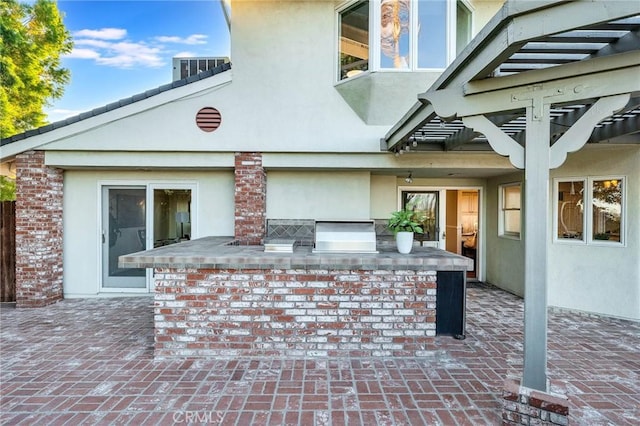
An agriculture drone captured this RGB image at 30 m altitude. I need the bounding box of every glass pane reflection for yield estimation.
[592,179,622,242]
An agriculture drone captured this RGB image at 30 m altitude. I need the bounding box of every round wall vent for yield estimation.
[195,107,222,132]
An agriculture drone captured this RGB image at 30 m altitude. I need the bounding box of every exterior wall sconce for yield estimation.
[405,172,413,184]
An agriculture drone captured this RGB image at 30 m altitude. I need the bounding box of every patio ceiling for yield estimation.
[383,0,640,154]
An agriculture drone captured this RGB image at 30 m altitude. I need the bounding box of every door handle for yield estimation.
[102,230,106,244]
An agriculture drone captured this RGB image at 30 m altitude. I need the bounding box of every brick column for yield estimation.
[234,152,266,245]
[14,151,64,307]
[502,379,569,425]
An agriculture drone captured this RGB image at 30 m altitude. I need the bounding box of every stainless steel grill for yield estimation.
[312,220,377,254]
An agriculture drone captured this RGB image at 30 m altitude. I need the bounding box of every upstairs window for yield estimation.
[380,0,447,70]
[338,0,473,80]
[456,0,472,55]
[339,1,370,80]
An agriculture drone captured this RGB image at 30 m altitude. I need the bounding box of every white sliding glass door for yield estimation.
[101,186,147,289]
[101,183,196,292]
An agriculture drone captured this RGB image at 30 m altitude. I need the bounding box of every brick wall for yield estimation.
[502,379,569,425]
[154,268,437,358]
[14,151,64,307]
[234,152,266,245]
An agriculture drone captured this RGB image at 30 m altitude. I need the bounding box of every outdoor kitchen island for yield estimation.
[119,236,473,359]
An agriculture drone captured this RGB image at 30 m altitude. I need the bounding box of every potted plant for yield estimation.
[387,209,424,254]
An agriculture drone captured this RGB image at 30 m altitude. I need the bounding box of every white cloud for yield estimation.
[155,34,208,45]
[73,28,127,40]
[67,28,210,69]
[173,51,197,58]
[69,37,165,68]
[74,39,113,49]
[65,48,101,59]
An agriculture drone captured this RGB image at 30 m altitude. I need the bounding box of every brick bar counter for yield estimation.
[120,237,473,359]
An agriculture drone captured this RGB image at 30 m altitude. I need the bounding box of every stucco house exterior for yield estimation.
[1,0,638,326]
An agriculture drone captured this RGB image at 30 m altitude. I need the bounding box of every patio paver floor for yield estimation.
[1,283,638,425]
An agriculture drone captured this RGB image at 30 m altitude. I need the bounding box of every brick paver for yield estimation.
[1,283,638,425]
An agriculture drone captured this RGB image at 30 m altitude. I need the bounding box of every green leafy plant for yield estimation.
[0,176,16,201]
[387,209,424,234]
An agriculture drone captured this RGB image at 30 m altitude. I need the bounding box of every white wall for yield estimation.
[63,170,234,297]
[548,146,639,320]
[485,146,639,320]
[29,0,506,158]
[266,171,370,219]
[226,0,388,152]
[370,175,397,218]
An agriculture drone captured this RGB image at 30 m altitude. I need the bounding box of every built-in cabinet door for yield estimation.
[101,186,147,290]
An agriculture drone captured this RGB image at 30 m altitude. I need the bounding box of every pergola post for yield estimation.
[522,100,550,391]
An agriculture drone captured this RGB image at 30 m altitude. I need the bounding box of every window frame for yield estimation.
[336,0,471,81]
[553,178,586,243]
[498,182,522,240]
[553,176,626,247]
[455,0,474,56]
[336,0,372,81]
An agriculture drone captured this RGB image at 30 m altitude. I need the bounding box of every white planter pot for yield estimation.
[395,232,414,254]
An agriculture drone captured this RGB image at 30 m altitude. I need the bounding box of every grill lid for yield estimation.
[313,220,378,254]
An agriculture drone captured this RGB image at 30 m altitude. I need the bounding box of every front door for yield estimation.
[101,186,147,289]
[402,190,446,249]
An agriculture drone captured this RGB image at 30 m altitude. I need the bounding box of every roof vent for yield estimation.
[196,107,222,132]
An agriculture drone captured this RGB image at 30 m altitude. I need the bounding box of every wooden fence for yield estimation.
[1,201,16,302]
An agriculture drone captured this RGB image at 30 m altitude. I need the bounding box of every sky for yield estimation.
[46,0,230,123]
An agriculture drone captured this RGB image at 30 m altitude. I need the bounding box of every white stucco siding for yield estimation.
[266,171,370,219]
[45,151,235,169]
[371,175,487,217]
[485,146,639,320]
[226,0,388,152]
[42,78,235,153]
[370,175,397,218]
[548,146,640,320]
[468,0,505,33]
[63,170,234,297]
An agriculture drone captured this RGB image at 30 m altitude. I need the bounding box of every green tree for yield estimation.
[0,0,73,138]
[0,176,16,201]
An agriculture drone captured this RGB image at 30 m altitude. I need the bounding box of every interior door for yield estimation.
[402,190,446,249]
[101,186,147,289]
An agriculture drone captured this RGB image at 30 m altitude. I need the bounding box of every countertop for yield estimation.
[119,236,473,271]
